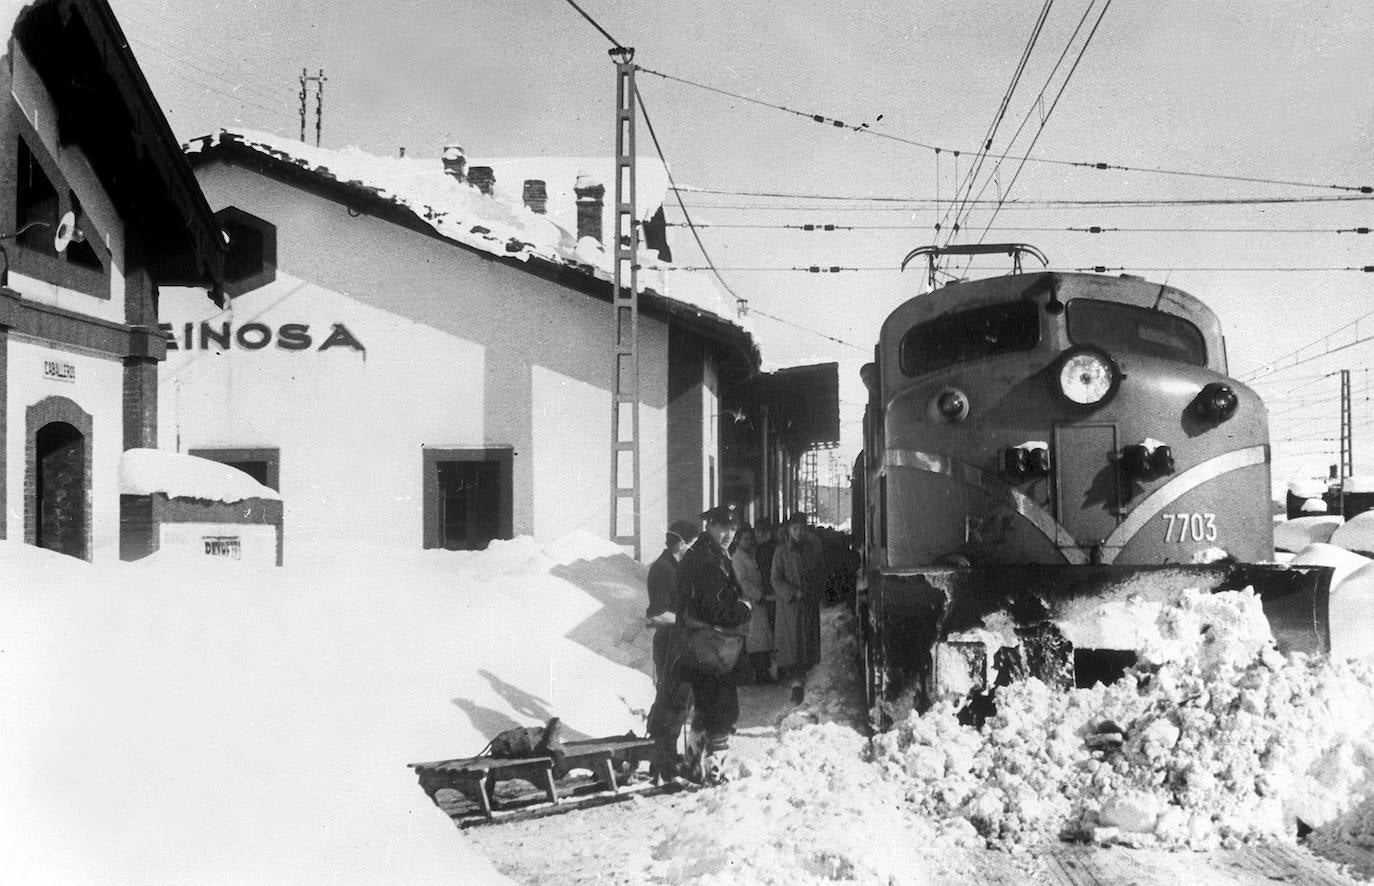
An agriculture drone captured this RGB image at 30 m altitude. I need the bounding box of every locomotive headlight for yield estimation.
[1054,346,1120,408]
[932,388,970,422]
[1193,382,1239,423]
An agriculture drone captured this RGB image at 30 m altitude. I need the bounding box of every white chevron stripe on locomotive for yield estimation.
[1098,444,1269,564]
[886,444,1269,566]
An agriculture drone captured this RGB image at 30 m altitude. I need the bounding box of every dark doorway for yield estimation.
[437,461,502,550]
[35,421,87,559]
[422,447,513,551]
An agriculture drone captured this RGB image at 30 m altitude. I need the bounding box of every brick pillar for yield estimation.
[119,493,157,560]
[574,174,604,243]
[122,357,158,450]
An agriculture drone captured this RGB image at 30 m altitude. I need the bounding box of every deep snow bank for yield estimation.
[870,588,1374,851]
[0,532,654,885]
[647,609,939,886]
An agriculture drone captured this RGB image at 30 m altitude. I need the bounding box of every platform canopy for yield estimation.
[760,361,840,451]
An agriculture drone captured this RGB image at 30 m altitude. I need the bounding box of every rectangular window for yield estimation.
[899,300,1040,376]
[423,447,513,550]
[11,134,109,291]
[189,447,281,492]
[17,137,58,255]
[1066,299,1207,366]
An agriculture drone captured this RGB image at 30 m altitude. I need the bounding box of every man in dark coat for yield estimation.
[645,520,699,684]
[647,504,751,784]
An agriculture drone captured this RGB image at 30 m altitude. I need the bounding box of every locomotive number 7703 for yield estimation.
[1161,512,1218,543]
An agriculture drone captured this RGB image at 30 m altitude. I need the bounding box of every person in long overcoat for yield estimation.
[797,521,824,668]
[647,505,751,784]
[731,526,773,681]
[769,515,807,685]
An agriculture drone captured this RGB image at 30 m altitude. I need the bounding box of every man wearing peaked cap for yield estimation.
[647,502,750,785]
[701,503,740,526]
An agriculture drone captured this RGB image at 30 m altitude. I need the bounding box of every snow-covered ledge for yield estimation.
[118,449,284,565]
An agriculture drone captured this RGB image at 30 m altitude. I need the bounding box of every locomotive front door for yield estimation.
[1053,423,1121,553]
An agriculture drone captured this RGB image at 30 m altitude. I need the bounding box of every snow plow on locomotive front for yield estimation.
[853,245,1333,727]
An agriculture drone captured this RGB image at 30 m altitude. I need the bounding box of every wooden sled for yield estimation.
[409,735,688,828]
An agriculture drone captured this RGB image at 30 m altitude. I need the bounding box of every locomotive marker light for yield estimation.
[1053,345,1121,408]
[1123,437,1176,480]
[1192,382,1239,423]
[931,388,970,422]
[1003,440,1051,480]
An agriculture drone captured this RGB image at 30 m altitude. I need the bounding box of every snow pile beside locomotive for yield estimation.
[868,586,1374,851]
[648,609,941,886]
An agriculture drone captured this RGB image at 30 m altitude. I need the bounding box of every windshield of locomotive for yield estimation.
[899,300,1041,375]
[1066,298,1207,366]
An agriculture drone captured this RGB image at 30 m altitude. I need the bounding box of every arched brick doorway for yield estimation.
[26,397,93,561]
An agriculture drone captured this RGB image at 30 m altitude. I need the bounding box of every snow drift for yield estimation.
[869,587,1374,851]
[0,532,655,885]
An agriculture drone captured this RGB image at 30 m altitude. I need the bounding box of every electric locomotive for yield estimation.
[854,244,1332,722]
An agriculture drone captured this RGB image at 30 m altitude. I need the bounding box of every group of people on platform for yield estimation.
[642,505,830,785]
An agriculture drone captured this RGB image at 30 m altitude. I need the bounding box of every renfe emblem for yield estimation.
[42,359,76,382]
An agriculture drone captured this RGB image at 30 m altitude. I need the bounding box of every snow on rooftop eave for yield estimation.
[185,129,762,361]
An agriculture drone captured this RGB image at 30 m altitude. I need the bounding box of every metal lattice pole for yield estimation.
[608,51,641,558]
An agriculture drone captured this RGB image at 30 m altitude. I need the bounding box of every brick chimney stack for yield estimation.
[441,144,466,182]
[574,172,605,242]
[522,179,548,214]
[468,166,495,196]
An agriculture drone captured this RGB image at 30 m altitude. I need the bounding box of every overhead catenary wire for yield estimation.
[664,221,1370,234]
[558,0,628,49]
[634,66,1372,194]
[968,0,1115,251]
[672,188,1374,208]
[115,6,305,106]
[635,86,749,315]
[133,52,299,122]
[942,0,1055,235]
[1243,306,1374,381]
[661,265,1374,273]
[559,0,866,354]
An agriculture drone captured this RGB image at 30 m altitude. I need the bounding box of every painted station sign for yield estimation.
[159,321,365,352]
[42,359,76,382]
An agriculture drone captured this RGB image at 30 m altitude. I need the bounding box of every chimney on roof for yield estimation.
[522,179,548,214]
[468,166,495,196]
[441,144,466,182]
[574,172,605,242]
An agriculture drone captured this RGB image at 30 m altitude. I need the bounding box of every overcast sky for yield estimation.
[106,0,1374,487]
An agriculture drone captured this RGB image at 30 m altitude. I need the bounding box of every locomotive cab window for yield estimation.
[899,300,1040,376]
[1066,299,1207,366]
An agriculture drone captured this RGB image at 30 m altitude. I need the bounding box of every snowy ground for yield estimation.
[0,532,654,885]
[4,528,1374,884]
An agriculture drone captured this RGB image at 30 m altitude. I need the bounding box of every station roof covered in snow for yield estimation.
[10,0,226,290]
[184,129,758,365]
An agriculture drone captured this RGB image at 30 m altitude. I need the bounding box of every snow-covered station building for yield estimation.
[158,130,837,558]
[0,0,224,561]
